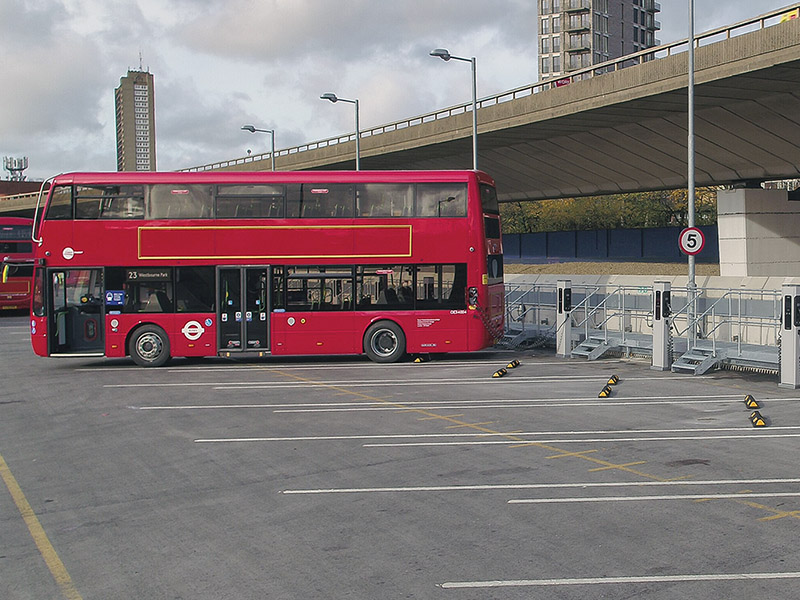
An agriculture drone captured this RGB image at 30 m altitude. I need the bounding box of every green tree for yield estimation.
[499,188,718,234]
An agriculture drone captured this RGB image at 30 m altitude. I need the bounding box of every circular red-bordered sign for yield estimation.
[678,227,705,256]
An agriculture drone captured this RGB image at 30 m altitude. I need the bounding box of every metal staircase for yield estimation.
[571,335,617,360]
[671,346,726,375]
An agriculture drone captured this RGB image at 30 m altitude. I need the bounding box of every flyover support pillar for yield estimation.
[717,188,800,277]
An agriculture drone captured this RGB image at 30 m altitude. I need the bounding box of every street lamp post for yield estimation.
[241,125,275,171]
[320,93,360,170]
[430,48,478,170]
[687,0,697,346]
[687,0,696,291]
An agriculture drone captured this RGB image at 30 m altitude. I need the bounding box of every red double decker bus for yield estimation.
[29,170,503,366]
[1,217,34,311]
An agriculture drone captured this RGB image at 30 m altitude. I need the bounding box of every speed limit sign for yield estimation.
[678,227,705,256]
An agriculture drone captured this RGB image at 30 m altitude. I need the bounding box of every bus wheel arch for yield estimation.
[363,320,406,363]
[128,323,171,367]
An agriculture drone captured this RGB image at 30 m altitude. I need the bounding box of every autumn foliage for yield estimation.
[499,188,718,234]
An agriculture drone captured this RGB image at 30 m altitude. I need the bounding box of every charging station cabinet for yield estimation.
[652,281,672,371]
[556,280,572,358]
[780,284,800,389]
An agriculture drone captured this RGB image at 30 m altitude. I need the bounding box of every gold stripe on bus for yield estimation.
[137,224,412,261]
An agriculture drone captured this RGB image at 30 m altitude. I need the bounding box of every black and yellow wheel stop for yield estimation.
[598,385,613,398]
[492,368,508,378]
[506,359,520,369]
[607,374,619,385]
[744,394,760,409]
[413,355,431,363]
[749,411,767,427]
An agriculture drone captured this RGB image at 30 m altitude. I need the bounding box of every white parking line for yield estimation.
[192,425,800,441]
[78,359,625,373]
[135,394,748,411]
[273,396,757,413]
[508,492,800,504]
[440,571,800,589]
[363,432,800,447]
[280,478,800,495]
[107,374,637,389]
[192,425,800,443]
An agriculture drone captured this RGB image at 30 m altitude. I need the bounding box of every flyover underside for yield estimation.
[359,63,800,202]
[233,20,800,203]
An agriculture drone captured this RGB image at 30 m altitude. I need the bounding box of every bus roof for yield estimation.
[50,170,495,187]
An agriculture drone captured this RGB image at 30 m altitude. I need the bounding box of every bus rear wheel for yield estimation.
[129,324,171,367]
[364,321,406,363]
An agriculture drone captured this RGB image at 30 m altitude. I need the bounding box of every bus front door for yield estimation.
[49,268,105,355]
[217,267,270,353]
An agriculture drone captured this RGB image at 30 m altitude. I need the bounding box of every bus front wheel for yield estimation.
[129,324,171,367]
[364,321,406,363]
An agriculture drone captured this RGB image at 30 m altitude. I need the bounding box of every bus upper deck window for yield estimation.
[45,186,73,220]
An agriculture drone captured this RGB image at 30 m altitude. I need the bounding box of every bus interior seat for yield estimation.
[377,288,398,304]
[397,286,413,304]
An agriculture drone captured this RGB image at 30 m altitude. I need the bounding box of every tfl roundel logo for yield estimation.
[181,320,205,341]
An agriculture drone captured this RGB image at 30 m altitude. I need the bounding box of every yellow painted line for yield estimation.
[445,422,495,430]
[261,367,795,520]
[418,414,464,421]
[545,450,600,459]
[588,461,648,473]
[759,509,800,522]
[0,453,83,600]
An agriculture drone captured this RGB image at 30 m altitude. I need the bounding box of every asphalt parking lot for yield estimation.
[3,312,800,599]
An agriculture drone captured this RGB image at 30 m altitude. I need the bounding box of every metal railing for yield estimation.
[504,281,782,363]
[181,4,800,173]
[667,287,781,356]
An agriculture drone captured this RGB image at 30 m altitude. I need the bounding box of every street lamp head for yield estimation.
[320,93,339,103]
[430,48,451,61]
[241,125,256,133]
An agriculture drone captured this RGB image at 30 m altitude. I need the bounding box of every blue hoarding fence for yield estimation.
[502,225,719,263]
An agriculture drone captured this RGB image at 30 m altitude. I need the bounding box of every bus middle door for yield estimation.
[217,267,270,353]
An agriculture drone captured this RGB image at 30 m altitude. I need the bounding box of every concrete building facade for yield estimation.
[538,0,661,81]
[114,70,156,171]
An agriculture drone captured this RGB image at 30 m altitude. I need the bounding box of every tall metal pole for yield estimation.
[353,99,361,171]
[320,93,360,170]
[687,0,696,289]
[269,131,275,171]
[241,125,276,171]
[687,0,697,345]
[429,49,478,170]
[470,57,478,171]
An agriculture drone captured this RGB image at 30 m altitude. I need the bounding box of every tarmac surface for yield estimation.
[3,312,800,599]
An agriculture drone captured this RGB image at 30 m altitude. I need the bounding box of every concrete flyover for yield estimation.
[186,5,800,204]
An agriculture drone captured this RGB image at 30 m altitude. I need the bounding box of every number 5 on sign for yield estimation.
[678,227,705,256]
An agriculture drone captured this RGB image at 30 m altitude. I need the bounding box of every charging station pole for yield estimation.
[556,280,572,358]
[652,281,672,371]
[780,283,800,389]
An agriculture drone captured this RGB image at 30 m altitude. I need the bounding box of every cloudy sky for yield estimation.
[1,0,795,180]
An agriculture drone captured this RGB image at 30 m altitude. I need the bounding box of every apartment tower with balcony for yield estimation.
[114,69,156,171]
[538,0,661,81]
